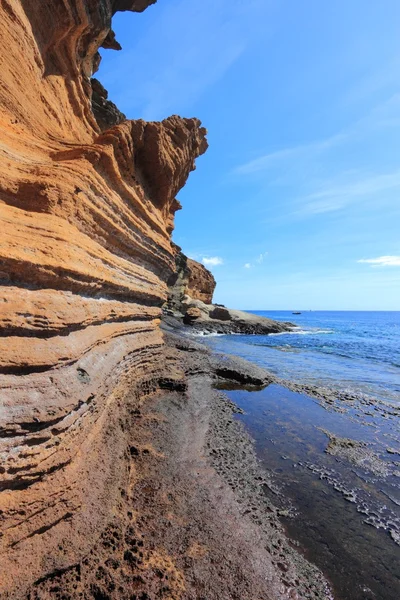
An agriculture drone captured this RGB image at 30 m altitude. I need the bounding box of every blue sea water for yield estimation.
[200,311,400,599]
[201,311,400,405]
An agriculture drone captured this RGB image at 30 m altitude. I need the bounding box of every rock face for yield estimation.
[183,306,202,324]
[0,1,207,595]
[167,245,216,309]
[186,257,216,303]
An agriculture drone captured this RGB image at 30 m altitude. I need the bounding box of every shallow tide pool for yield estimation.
[226,383,400,600]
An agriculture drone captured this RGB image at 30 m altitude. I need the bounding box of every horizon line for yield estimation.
[241,308,400,312]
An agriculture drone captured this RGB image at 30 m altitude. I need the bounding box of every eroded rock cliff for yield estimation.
[167,245,216,310]
[186,258,216,304]
[0,1,207,595]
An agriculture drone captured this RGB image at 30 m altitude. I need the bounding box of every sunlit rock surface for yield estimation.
[0,1,207,595]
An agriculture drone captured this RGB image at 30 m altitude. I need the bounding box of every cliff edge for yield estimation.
[0,1,206,595]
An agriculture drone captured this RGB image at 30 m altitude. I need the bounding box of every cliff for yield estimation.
[0,1,207,595]
[167,245,216,309]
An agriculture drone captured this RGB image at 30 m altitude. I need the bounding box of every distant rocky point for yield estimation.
[165,248,294,335]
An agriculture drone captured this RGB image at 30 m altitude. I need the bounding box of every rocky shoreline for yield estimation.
[163,307,295,336]
[18,327,336,599]
[165,327,400,599]
[162,313,400,424]
[2,2,396,597]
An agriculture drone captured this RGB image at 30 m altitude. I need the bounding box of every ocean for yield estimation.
[200,311,400,600]
[201,310,400,406]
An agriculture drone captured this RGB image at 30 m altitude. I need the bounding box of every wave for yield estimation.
[275,345,302,353]
[191,331,225,337]
[269,328,334,336]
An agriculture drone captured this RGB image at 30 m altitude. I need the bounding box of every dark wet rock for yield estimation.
[387,447,400,456]
[209,306,232,321]
[164,331,275,388]
[183,306,202,324]
[319,428,389,477]
[210,353,274,388]
[163,301,293,335]
[133,336,334,600]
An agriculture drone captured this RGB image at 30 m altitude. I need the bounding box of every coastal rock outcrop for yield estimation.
[167,245,217,308]
[186,258,216,303]
[0,1,206,595]
[165,250,292,335]
[164,297,294,335]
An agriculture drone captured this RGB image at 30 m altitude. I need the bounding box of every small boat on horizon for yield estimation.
[292,311,302,315]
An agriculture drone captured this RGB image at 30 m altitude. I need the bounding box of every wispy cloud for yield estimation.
[235,133,345,175]
[342,56,400,108]
[358,256,400,267]
[256,251,269,263]
[202,256,224,267]
[242,252,268,269]
[234,93,400,181]
[298,170,400,216]
[355,92,400,130]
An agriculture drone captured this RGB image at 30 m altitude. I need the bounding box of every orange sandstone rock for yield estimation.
[0,1,207,595]
[186,257,216,304]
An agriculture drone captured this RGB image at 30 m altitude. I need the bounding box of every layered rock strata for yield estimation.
[0,1,207,595]
[185,258,216,303]
[167,245,216,308]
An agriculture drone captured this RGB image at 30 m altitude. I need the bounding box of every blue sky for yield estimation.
[99,0,400,310]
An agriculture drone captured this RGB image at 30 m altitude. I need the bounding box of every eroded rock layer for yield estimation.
[186,257,216,304]
[167,245,216,309]
[0,1,206,595]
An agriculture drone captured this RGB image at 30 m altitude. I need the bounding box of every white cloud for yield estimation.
[242,253,268,268]
[256,252,268,264]
[358,256,400,267]
[202,256,224,267]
